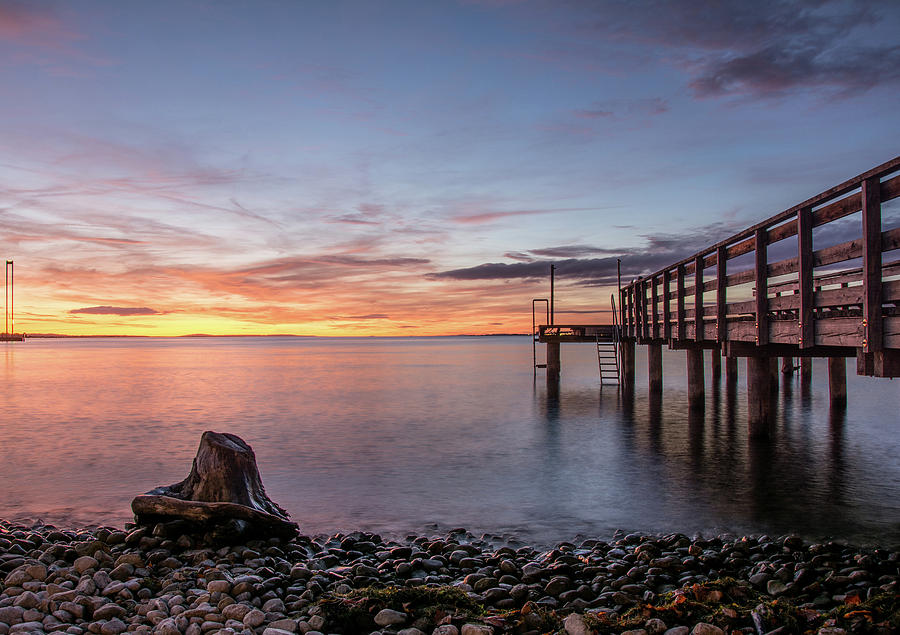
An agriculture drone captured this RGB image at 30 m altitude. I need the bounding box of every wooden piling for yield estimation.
[828,357,847,406]
[747,356,772,438]
[686,348,704,409]
[711,348,721,382]
[770,356,779,392]
[547,342,560,382]
[648,342,662,394]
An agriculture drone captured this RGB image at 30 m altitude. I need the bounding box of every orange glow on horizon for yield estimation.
[10,271,617,337]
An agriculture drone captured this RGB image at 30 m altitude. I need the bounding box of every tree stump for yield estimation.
[131,431,298,542]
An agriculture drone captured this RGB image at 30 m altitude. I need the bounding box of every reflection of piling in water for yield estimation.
[647,342,662,394]
[828,357,847,407]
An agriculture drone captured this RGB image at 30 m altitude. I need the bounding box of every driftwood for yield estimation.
[132,431,298,541]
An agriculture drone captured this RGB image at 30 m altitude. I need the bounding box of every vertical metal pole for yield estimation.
[5,260,8,334]
[532,301,537,374]
[550,264,555,325]
[9,261,13,335]
[617,258,621,295]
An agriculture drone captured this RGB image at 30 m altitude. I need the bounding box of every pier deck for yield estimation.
[537,324,616,343]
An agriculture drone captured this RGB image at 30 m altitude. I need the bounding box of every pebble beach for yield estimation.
[1,520,897,635]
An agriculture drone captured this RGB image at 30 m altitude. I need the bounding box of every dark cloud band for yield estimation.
[69,306,160,316]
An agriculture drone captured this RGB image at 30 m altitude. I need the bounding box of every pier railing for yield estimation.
[619,156,900,377]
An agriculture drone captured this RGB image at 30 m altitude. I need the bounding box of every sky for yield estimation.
[1,0,899,336]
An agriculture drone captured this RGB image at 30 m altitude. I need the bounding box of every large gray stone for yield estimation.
[374,609,407,627]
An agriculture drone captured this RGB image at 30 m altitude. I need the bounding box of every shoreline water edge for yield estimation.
[0,519,897,635]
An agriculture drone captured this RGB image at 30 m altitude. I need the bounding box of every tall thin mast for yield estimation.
[4,260,9,335]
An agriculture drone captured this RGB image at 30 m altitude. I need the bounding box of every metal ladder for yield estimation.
[532,298,549,374]
[597,294,621,387]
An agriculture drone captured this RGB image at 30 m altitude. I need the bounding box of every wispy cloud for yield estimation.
[429,220,743,285]
[488,0,900,101]
[0,1,111,73]
[69,306,160,316]
[452,206,599,224]
[0,1,79,48]
[328,314,390,320]
[576,98,669,120]
[529,245,623,258]
[602,0,900,99]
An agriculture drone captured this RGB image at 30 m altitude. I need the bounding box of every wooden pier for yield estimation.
[535,157,899,438]
[537,324,619,382]
[614,156,900,437]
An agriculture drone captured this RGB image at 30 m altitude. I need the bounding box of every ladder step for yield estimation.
[535,364,547,368]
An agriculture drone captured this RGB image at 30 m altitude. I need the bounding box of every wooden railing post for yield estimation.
[641,278,649,340]
[797,206,814,349]
[651,275,659,340]
[619,288,626,336]
[754,228,769,346]
[677,264,686,340]
[694,255,704,342]
[663,270,672,340]
[635,282,642,339]
[627,285,635,338]
[634,280,642,339]
[862,176,882,353]
[716,246,727,344]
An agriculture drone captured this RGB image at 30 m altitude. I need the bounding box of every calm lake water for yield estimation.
[2,336,898,547]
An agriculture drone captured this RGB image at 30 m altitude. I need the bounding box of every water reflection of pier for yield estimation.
[533,368,869,542]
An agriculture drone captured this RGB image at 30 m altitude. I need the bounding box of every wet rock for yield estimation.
[152,618,180,635]
[544,576,570,596]
[767,580,788,596]
[563,613,590,635]
[242,608,265,628]
[99,618,127,635]
[690,624,724,635]
[0,607,25,625]
[374,609,407,627]
[73,557,99,575]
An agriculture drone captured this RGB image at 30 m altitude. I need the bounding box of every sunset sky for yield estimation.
[2,0,899,336]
